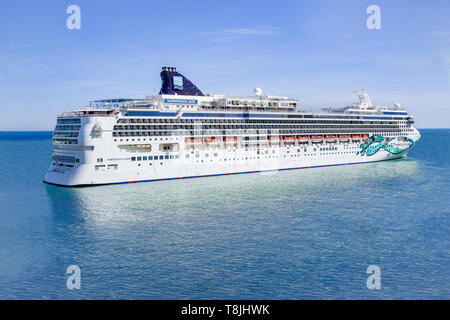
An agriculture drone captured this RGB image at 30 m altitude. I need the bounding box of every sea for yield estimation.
[0,130,448,299]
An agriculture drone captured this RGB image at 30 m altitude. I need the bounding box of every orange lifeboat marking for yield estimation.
[223,137,237,142]
[268,136,280,141]
[282,136,295,140]
[310,135,323,143]
[185,138,201,143]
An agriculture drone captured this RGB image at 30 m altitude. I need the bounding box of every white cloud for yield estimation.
[195,26,282,42]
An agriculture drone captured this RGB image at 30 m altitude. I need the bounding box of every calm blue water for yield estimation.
[0,130,448,299]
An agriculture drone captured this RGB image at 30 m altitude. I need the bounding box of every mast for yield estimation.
[354,89,373,109]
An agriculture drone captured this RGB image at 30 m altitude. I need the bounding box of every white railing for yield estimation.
[88,98,154,109]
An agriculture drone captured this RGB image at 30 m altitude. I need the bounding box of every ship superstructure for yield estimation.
[44,67,420,187]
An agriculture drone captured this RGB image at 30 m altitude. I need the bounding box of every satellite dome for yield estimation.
[394,103,401,109]
[254,88,262,96]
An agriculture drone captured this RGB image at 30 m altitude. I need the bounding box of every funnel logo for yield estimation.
[173,76,184,90]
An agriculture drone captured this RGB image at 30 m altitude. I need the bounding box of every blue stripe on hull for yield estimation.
[43,157,403,188]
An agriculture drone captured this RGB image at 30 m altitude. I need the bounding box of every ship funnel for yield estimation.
[159,67,204,96]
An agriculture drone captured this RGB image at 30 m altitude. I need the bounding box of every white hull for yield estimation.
[44,131,416,187]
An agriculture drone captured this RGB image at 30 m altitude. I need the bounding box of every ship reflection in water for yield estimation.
[40,158,435,299]
[46,158,419,225]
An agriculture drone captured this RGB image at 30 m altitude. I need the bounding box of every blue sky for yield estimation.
[0,0,449,130]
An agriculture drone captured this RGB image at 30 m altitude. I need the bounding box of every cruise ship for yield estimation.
[44,67,421,187]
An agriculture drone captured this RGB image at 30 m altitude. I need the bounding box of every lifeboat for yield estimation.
[282,136,295,143]
[338,135,349,142]
[361,134,369,139]
[223,137,237,143]
[351,134,361,141]
[185,137,201,144]
[296,136,309,143]
[311,135,323,143]
[268,136,280,143]
[204,137,220,143]
[325,135,336,142]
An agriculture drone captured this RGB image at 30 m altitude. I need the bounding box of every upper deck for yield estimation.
[56,67,410,121]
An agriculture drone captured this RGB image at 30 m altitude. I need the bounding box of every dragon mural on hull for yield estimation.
[357,135,415,156]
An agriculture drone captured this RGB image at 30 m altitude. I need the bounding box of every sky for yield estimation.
[0,0,449,130]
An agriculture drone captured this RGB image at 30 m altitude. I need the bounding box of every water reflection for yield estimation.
[4,131,445,299]
[41,158,431,299]
[46,158,419,225]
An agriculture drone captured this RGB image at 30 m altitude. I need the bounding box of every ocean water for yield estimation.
[0,130,448,299]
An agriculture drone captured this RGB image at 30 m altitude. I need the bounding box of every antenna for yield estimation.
[354,89,372,109]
